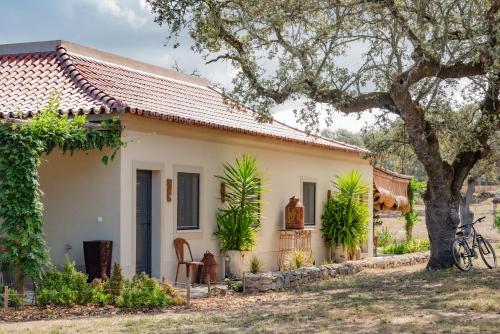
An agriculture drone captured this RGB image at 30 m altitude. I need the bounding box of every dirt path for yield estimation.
[379,201,499,244]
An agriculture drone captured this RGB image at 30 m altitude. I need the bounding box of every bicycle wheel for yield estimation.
[478,237,497,269]
[452,239,472,272]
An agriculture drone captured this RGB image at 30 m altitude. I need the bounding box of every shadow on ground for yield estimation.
[2,266,499,333]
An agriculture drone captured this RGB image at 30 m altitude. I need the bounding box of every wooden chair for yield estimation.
[173,238,204,286]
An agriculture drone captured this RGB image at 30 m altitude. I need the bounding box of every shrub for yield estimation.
[321,170,369,259]
[214,155,264,251]
[249,255,262,274]
[37,258,92,306]
[161,281,186,305]
[284,250,314,270]
[105,262,124,303]
[321,258,333,265]
[224,278,243,292]
[379,239,430,254]
[377,227,394,247]
[90,279,111,306]
[116,273,172,309]
[0,285,24,309]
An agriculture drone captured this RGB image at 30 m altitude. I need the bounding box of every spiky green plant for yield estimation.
[249,255,262,274]
[321,170,369,259]
[290,250,314,269]
[214,155,264,251]
[377,227,394,248]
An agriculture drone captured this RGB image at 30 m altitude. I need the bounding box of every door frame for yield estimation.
[131,161,165,278]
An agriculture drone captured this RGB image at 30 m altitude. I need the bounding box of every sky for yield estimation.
[0,0,377,133]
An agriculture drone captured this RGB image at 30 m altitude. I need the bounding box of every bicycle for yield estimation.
[451,216,497,272]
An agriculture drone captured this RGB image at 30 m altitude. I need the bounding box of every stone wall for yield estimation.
[244,252,430,293]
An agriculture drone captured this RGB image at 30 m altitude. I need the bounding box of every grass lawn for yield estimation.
[1,263,498,334]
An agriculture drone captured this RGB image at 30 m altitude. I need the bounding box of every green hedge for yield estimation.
[379,239,430,255]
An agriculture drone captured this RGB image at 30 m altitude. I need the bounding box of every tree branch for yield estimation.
[333,92,397,114]
[399,60,485,88]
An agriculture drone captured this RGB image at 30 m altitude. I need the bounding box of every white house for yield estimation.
[0,40,374,282]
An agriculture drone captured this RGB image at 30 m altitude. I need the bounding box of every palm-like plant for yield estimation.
[214,155,263,251]
[321,170,369,259]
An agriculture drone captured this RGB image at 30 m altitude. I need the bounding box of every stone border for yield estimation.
[244,252,430,293]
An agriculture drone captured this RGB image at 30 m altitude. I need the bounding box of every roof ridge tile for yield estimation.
[55,46,122,111]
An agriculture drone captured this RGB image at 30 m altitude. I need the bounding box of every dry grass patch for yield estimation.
[1,264,498,333]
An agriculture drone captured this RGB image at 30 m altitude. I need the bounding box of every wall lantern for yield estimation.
[220,182,226,203]
[166,178,173,202]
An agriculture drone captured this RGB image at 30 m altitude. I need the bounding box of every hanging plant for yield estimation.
[0,97,123,293]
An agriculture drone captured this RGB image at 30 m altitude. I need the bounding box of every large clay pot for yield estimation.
[285,196,304,229]
[196,251,218,284]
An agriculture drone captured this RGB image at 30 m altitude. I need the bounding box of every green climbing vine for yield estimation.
[403,180,427,241]
[0,97,123,293]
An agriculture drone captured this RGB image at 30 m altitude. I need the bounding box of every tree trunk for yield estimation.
[459,178,476,227]
[424,185,461,269]
[15,266,25,295]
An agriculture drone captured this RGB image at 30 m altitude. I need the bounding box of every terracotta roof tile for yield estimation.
[0,41,368,154]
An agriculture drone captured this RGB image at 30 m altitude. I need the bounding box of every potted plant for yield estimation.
[321,170,369,262]
[214,155,263,278]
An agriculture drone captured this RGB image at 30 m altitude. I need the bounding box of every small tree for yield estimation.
[214,155,263,251]
[105,262,124,302]
[404,180,426,241]
[321,170,369,260]
[0,98,122,293]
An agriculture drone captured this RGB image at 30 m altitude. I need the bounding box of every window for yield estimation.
[303,182,316,226]
[177,172,200,230]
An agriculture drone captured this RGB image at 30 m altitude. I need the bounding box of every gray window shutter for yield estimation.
[177,172,200,229]
[303,182,316,225]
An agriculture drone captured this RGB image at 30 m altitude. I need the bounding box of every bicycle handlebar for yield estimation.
[458,216,485,229]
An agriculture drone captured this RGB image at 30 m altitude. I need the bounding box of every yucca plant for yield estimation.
[290,250,314,269]
[321,170,369,259]
[214,155,264,251]
[249,255,263,274]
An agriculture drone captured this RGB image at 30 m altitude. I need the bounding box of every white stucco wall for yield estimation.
[119,114,374,282]
[39,149,121,271]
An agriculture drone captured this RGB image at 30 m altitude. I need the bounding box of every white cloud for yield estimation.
[273,107,377,133]
[80,0,149,27]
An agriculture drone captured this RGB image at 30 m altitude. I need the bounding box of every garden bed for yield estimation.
[0,304,186,323]
[0,260,185,322]
[244,252,430,293]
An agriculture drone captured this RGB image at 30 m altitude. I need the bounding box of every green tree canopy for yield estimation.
[147,0,499,269]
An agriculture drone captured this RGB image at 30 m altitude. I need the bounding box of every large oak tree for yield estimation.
[147,0,499,269]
